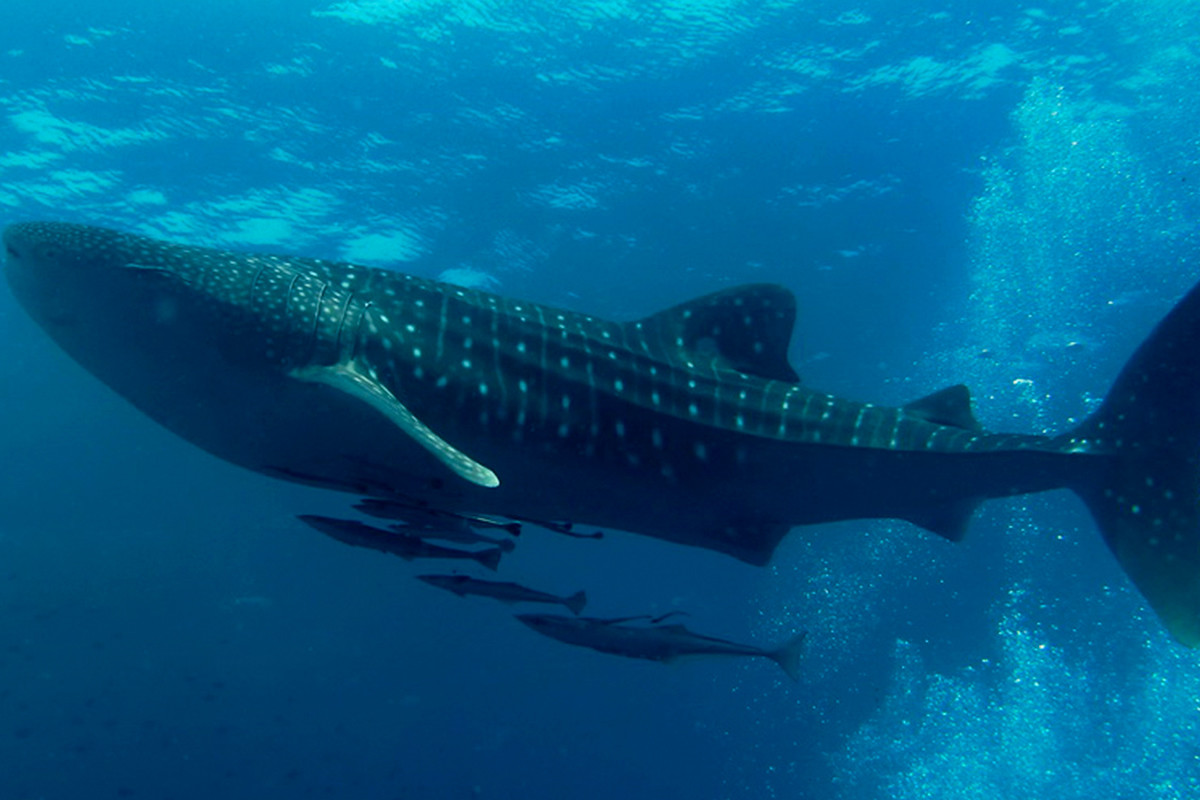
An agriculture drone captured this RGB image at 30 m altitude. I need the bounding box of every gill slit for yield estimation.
[280,272,301,365]
[309,281,329,361]
[248,260,272,312]
[334,291,356,361]
[351,301,373,362]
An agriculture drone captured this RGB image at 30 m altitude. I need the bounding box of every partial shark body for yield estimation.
[6,222,1200,645]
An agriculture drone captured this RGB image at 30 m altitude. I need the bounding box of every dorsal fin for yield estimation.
[903,384,982,431]
[633,284,800,383]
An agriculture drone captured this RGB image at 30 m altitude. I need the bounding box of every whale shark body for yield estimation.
[6,222,1200,646]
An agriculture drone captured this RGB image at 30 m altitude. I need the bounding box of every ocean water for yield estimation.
[1,1,1199,798]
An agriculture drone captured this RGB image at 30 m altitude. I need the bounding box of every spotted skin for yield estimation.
[6,222,1200,646]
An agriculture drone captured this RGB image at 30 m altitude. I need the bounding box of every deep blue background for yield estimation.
[1,1,1199,797]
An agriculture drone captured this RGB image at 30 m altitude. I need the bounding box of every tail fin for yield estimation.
[1069,279,1200,647]
[770,631,807,682]
[474,547,504,573]
[564,591,588,616]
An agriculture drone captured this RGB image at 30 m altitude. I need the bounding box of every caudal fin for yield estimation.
[1069,279,1200,646]
[564,590,588,616]
[473,547,504,572]
[770,631,807,682]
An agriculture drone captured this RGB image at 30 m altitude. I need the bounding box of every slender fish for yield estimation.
[298,515,502,571]
[516,613,807,681]
[418,574,587,615]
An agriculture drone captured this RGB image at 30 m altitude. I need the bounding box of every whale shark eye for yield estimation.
[4,244,17,260]
[34,243,63,262]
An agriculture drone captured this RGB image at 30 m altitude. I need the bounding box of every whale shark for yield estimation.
[6,222,1200,646]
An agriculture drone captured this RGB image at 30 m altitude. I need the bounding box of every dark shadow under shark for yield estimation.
[6,222,1200,646]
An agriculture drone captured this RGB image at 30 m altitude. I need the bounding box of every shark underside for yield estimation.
[5,222,1200,646]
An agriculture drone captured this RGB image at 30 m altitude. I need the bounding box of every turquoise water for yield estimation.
[0,2,1198,797]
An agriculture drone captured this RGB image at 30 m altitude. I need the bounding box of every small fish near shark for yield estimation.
[6,222,1200,649]
[418,574,588,615]
[297,514,503,572]
[396,524,517,553]
[516,613,808,682]
[357,497,602,539]
[355,497,523,537]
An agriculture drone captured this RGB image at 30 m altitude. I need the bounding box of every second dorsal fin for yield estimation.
[903,384,982,431]
[633,284,800,383]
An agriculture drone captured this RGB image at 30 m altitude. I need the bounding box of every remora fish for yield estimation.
[516,613,807,681]
[391,523,516,553]
[6,222,1200,645]
[297,515,503,571]
[418,574,587,615]
[357,498,598,540]
[355,498,522,536]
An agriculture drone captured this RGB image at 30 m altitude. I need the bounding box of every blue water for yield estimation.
[1,1,1199,797]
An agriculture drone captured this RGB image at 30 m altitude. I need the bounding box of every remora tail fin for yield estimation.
[474,547,504,572]
[771,631,807,682]
[564,591,588,616]
[1070,279,1200,646]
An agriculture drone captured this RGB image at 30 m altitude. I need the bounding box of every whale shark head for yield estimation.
[6,222,143,333]
[2,221,362,472]
[4,220,359,379]
[5,222,212,387]
[2,221,496,495]
[4,222,268,402]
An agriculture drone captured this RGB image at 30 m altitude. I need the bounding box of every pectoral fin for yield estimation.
[292,363,500,488]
